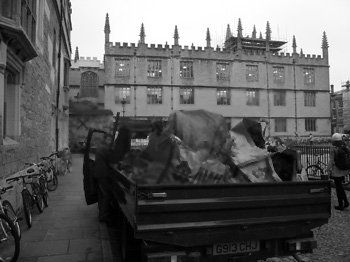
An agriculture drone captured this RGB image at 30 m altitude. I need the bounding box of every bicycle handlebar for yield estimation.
[0,185,14,194]
[6,173,43,183]
[49,152,59,157]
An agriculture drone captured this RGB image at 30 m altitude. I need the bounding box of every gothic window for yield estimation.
[217,88,230,105]
[246,89,259,106]
[115,59,130,77]
[305,118,316,132]
[80,71,98,98]
[115,87,131,104]
[303,68,315,85]
[273,91,286,106]
[304,91,316,107]
[147,87,162,104]
[216,63,229,80]
[246,65,258,82]
[21,0,37,43]
[3,69,20,140]
[273,66,285,83]
[179,87,194,104]
[180,61,193,78]
[275,118,287,132]
[147,60,162,78]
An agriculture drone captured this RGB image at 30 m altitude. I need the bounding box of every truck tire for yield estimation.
[120,216,142,262]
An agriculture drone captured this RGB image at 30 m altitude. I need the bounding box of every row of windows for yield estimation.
[115,59,315,85]
[275,118,317,132]
[114,87,317,107]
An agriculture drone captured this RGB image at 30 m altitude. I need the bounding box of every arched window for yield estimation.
[80,71,98,98]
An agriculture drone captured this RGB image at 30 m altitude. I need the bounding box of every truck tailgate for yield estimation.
[109,166,331,247]
[134,181,331,246]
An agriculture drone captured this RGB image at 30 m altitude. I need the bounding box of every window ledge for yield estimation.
[2,137,19,147]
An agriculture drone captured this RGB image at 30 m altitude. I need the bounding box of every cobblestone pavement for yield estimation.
[300,190,350,262]
[261,190,350,262]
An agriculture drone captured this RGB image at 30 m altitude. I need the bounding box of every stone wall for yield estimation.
[0,0,72,213]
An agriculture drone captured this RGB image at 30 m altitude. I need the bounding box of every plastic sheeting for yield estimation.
[123,110,283,184]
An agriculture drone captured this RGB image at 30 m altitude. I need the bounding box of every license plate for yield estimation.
[213,240,260,255]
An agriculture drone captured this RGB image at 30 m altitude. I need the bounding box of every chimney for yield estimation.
[330,84,334,94]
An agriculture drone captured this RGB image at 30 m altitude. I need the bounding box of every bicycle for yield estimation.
[0,185,20,262]
[24,163,49,208]
[305,154,350,186]
[40,153,59,191]
[305,154,328,181]
[6,169,45,228]
[57,148,72,176]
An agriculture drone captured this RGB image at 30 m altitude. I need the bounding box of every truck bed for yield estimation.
[109,165,331,247]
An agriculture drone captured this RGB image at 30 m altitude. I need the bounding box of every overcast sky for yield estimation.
[71,0,350,90]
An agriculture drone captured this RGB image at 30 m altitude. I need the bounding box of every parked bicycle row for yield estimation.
[0,149,71,262]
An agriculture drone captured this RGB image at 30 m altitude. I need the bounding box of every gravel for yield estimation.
[261,189,350,262]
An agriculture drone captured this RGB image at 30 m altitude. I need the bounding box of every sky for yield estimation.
[71,0,350,90]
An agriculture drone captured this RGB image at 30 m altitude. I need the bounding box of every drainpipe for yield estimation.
[55,0,64,152]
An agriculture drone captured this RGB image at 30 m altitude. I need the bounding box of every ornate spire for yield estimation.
[104,13,110,44]
[259,32,263,39]
[322,31,329,62]
[206,28,211,48]
[252,25,257,38]
[292,35,297,54]
[139,23,145,44]
[322,31,329,49]
[265,21,271,40]
[174,25,179,45]
[300,48,304,55]
[104,13,110,33]
[225,24,232,40]
[237,18,243,37]
[74,46,79,62]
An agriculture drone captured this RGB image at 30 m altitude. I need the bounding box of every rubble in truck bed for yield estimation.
[118,110,299,185]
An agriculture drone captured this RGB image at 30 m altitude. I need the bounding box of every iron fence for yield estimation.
[292,145,331,168]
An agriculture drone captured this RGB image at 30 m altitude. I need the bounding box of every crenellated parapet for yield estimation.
[105,40,327,66]
[71,56,104,69]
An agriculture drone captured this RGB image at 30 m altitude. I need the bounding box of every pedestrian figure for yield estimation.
[308,133,314,145]
[327,133,350,211]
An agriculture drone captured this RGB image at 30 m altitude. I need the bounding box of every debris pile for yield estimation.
[121,110,286,185]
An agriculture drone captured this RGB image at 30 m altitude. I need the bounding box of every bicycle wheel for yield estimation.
[2,201,21,239]
[0,213,20,262]
[38,177,48,208]
[343,173,350,186]
[305,165,324,180]
[22,190,32,228]
[31,184,44,213]
[46,170,58,191]
[42,192,48,208]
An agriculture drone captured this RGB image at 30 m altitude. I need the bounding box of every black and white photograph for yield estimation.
[0,0,350,261]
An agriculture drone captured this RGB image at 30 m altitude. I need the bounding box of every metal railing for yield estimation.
[292,145,331,168]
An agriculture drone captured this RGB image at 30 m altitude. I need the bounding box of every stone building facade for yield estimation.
[68,52,113,152]
[69,49,105,107]
[336,81,350,133]
[103,15,331,138]
[0,0,72,179]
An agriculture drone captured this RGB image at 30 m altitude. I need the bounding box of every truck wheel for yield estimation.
[120,217,141,262]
